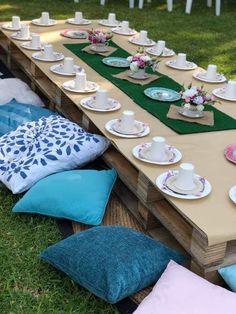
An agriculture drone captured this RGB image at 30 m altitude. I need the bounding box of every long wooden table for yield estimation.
[1,20,236,283]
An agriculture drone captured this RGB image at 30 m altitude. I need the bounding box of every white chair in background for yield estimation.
[185,0,221,16]
[138,0,173,11]
[100,0,135,8]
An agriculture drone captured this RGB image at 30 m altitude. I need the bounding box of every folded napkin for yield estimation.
[113,71,159,86]
[82,45,117,57]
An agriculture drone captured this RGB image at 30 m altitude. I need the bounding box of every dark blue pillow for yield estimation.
[40,226,186,303]
[0,99,56,136]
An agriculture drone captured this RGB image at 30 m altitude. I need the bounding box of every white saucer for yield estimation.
[90,45,109,53]
[32,51,64,62]
[32,19,57,27]
[112,120,145,135]
[80,96,121,112]
[212,88,236,102]
[50,64,85,76]
[99,19,120,27]
[105,119,150,138]
[66,18,91,25]
[128,70,149,80]
[11,32,33,41]
[21,41,44,51]
[132,143,182,165]
[128,36,156,47]
[229,185,236,204]
[146,47,175,57]
[156,170,212,199]
[193,71,227,84]
[62,80,99,93]
[166,60,197,71]
[112,27,137,36]
[2,23,21,31]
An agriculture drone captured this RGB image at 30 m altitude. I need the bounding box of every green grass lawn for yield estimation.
[0,0,236,313]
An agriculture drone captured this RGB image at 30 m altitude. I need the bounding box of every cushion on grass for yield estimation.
[0,99,56,136]
[134,260,236,314]
[219,264,236,292]
[13,169,117,225]
[0,115,109,194]
[40,226,186,304]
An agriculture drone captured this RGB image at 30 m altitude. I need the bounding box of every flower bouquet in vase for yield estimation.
[88,29,113,52]
[179,84,217,118]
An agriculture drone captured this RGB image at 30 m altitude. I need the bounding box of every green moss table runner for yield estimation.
[65,42,236,134]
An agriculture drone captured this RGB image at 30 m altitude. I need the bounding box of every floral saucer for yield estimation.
[105,119,150,138]
[32,51,64,62]
[166,60,197,71]
[62,80,99,93]
[132,143,182,165]
[60,29,88,39]
[224,144,236,164]
[21,41,44,51]
[111,27,137,36]
[146,47,175,57]
[80,96,121,112]
[128,70,149,80]
[144,87,181,102]
[193,71,226,84]
[229,186,236,204]
[128,36,156,47]
[90,44,109,53]
[99,19,120,27]
[156,170,212,199]
[212,88,236,102]
[50,64,85,76]
[112,120,145,135]
[66,18,91,25]
[178,107,204,118]
[2,23,21,31]
[102,57,130,68]
[11,31,33,41]
[31,19,57,27]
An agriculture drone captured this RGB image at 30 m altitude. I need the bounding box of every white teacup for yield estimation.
[63,57,74,73]
[121,21,129,33]
[95,89,108,108]
[20,25,30,38]
[75,72,86,91]
[175,163,195,191]
[206,64,217,80]
[225,80,236,99]
[119,110,135,133]
[108,13,116,24]
[155,40,166,55]
[43,44,54,59]
[12,16,20,29]
[75,12,83,23]
[138,30,148,44]
[149,136,166,161]
[41,12,50,24]
[31,34,41,48]
[176,53,187,67]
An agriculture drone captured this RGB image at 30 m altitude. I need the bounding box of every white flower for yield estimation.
[140,55,151,62]
[130,61,139,72]
[193,96,204,105]
[196,104,204,112]
[184,103,191,109]
[182,87,198,99]
[127,56,133,62]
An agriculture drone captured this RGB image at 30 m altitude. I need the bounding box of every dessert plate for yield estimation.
[11,31,33,41]
[99,19,120,27]
[21,41,44,51]
[80,96,121,112]
[105,119,150,138]
[60,29,88,39]
[212,88,236,102]
[62,80,99,93]
[66,18,91,25]
[156,170,212,199]
[229,186,236,204]
[132,143,182,165]
[50,64,84,76]
[112,27,136,36]
[102,57,130,68]
[166,60,197,70]
[128,36,156,47]
[193,71,226,84]
[32,51,64,62]
[2,23,21,31]
[144,87,181,102]
[32,19,57,26]
[224,144,236,164]
[146,47,175,57]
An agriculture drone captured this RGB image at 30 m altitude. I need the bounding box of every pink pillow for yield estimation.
[134,260,236,314]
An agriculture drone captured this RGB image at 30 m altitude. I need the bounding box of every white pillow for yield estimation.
[0,115,109,193]
[0,78,43,107]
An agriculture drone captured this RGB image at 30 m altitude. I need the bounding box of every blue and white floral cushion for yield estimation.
[0,115,109,194]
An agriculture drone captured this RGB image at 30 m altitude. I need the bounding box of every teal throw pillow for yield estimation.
[219,265,236,292]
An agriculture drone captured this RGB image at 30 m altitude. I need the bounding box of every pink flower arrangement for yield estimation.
[88,29,113,44]
[127,52,158,72]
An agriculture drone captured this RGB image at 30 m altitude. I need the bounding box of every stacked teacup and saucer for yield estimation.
[213,80,236,102]
[62,72,99,93]
[32,12,56,27]
[193,64,226,84]
[129,30,155,47]
[50,57,85,76]
[166,53,197,71]
[32,44,64,62]
[11,24,32,41]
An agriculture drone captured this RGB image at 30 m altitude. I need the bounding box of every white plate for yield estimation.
[50,64,85,76]
[212,87,236,102]
[99,19,120,27]
[156,170,212,199]
[62,80,99,93]
[112,27,137,36]
[32,51,64,62]
[229,185,236,204]
[32,19,57,27]
[128,36,156,47]
[80,96,121,112]
[113,120,145,135]
[166,60,197,71]
[21,41,44,51]
[132,143,182,165]
[11,31,33,41]
[2,23,21,31]
[193,71,226,84]
[146,47,175,57]
[105,119,150,138]
[66,18,91,25]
